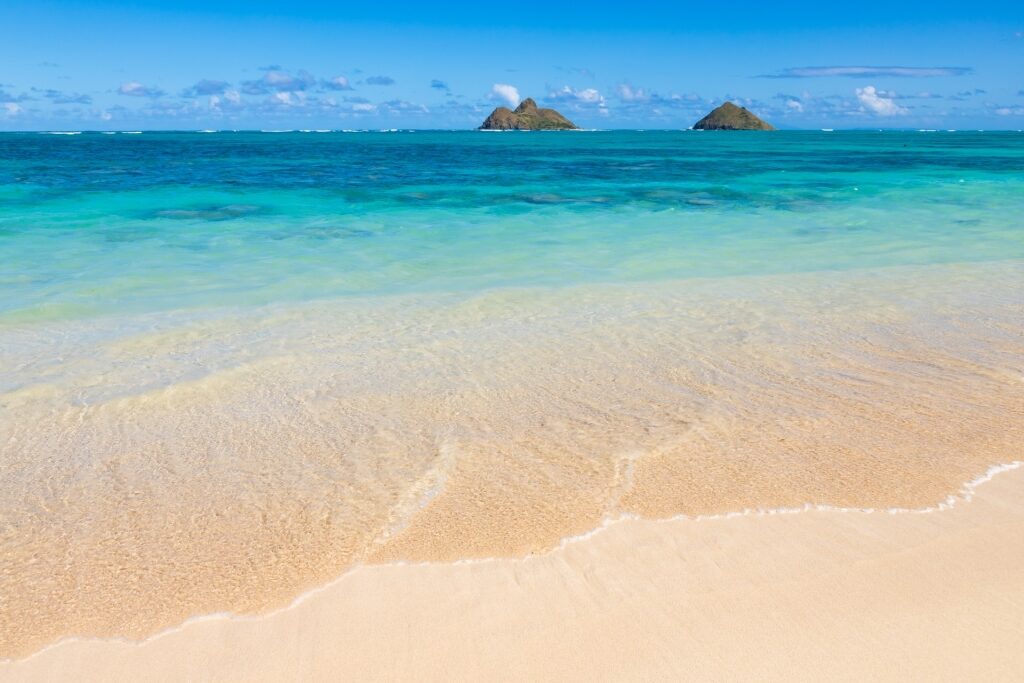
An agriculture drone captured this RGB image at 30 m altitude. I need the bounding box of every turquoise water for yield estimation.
[2,130,1023,323]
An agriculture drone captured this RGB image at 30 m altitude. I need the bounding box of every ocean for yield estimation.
[2,130,1023,322]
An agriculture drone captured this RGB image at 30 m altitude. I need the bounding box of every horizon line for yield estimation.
[3,127,1023,134]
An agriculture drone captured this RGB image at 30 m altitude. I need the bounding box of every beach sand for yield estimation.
[3,465,1023,681]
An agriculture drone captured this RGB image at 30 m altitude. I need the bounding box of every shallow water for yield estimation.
[0,131,1022,658]
[2,131,1022,322]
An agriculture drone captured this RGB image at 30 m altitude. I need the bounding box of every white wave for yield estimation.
[41,131,81,135]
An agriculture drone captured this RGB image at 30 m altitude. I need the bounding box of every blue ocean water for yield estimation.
[1,130,1023,323]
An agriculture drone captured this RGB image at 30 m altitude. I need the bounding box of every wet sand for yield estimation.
[1,261,1022,661]
[3,465,1023,682]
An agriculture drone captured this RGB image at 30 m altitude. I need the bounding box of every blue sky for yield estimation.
[2,0,1022,129]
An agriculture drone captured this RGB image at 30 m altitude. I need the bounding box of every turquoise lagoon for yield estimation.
[2,130,1023,323]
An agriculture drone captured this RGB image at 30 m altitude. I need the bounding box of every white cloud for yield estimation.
[205,89,242,113]
[548,86,607,112]
[548,87,602,116]
[995,106,1024,116]
[242,70,315,95]
[491,83,520,107]
[855,85,908,116]
[3,102,22,115]
[266,71,298,88]
[118,81,164,98]
[785,99,804,112]
[352,102,376,112]
[208,92,243,111]
[617,84,648,102]
[100,111,112,121]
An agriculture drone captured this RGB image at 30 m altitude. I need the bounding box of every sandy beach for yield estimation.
[4,464,1023,681]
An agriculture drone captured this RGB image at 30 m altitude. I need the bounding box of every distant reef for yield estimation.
[479,98,578,130]
[693,102,775,130]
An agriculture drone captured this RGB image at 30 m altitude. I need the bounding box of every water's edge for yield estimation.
[7,457,1020,665]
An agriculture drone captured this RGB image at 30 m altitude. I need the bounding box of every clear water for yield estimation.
[2,130,1023,323]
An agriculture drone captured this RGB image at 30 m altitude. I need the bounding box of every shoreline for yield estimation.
[4,459,1023,680]
[2,259,1022,660]
[5,457,1021,667]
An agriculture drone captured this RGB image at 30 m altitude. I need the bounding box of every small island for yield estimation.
[479,98,578,130]
[693,102,775,130]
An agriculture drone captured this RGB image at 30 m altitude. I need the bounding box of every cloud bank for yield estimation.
[1,59,1011,129]
[763,66,971,79]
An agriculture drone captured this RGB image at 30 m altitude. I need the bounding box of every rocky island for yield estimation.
[693,102,775,130]
[479,98,578,130]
